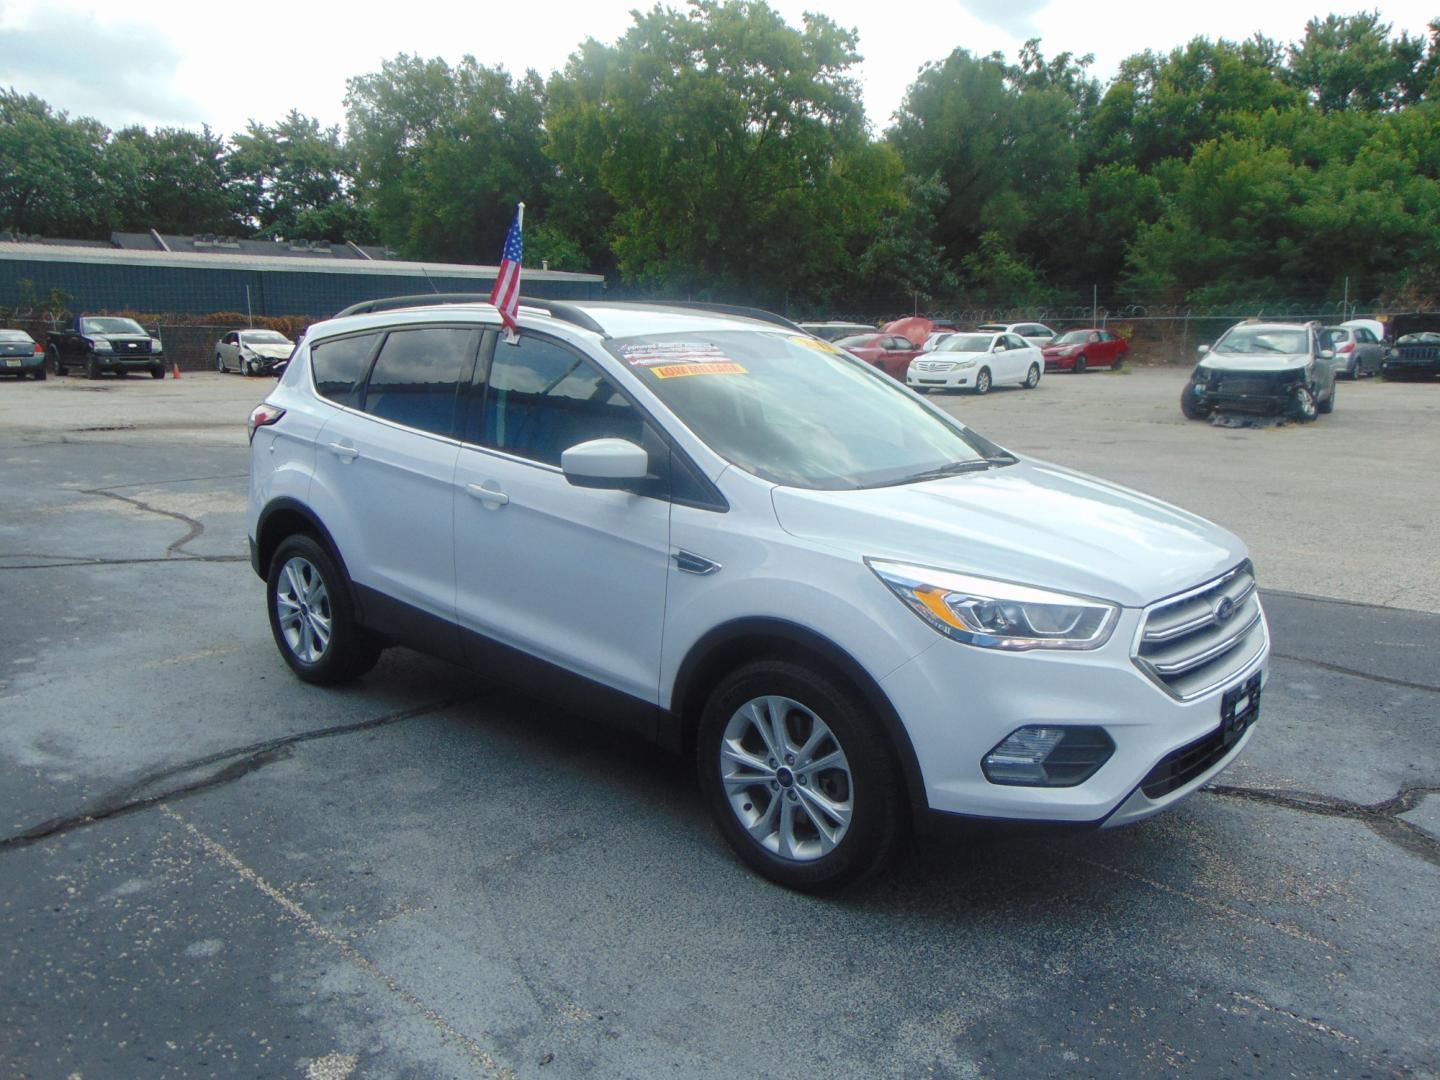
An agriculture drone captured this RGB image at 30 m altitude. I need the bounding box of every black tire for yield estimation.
[150,365,165,379]
[244,358,259,376]
[973,367,992,395]
[266,534,383,685]
[1348,358,1361,380]
[216,353,226,373]
[696,658,907,893]
[48,348,64,376]
[1023,362,1041,389]
[1111,354,1125,370]
[86,355,100,380]
[1290,385,1318,422]
[1180,383,1212,420]
[1318,384,1335,414]
[33,367,46,381]
[1073,354,1088,374]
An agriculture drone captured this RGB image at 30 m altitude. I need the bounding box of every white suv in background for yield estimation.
[248,298,1269,892]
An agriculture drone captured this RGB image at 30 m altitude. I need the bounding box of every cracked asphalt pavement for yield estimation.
[1,370,1437,1078]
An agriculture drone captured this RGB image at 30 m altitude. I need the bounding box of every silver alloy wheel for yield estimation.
[1025,363,1040,388]
[1292,385,1317,420]
[274,556,332,663]
[976,368,991,394]
[719,695,853,861]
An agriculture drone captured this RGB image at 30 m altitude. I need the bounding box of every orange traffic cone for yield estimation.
[171,361,181,379]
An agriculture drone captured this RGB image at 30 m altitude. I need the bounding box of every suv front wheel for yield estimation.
[696,659,906,893]
[266,534,383,684]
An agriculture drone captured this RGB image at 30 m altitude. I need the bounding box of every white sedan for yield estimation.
[906,331,1044,395]
[216,329,295,375]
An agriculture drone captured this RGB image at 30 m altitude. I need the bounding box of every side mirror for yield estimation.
[1319,349,1335,360]
[561,438,651,491]
[1197,344,1210,355]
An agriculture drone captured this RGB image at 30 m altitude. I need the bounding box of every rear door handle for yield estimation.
[465,482,510,506]
[327,442,359,461]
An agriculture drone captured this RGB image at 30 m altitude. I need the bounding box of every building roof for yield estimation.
[0,239,603,283]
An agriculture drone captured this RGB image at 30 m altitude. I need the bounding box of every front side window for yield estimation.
[605,331,1009,490]
[362,327,477,436]
[473,335,644,465]
[311,332,379,407]
[1005,334,1027,350]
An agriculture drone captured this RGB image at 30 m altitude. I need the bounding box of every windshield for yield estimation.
[0,330,33,342]
[937,334,994,353]
[242,330,290,344]
[1055,331,1093,345]
[82,317,146,336]
[606,331,1010,490]
[1214,326,1309,355]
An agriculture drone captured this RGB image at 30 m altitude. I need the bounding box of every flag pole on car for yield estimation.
[490,202,524,344]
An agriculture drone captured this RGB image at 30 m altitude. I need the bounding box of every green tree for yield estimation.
[1286,13,1431,111]
[229,111,369,241]
[345,56,550,261]
[0,91,112,237]
[544,0,884,305]
[111,125,242,234]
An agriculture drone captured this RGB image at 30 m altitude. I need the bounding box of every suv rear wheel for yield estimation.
[696,659,906,893]
[266,534,383,684]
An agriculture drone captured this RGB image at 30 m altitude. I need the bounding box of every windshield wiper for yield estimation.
[901,460,995,483]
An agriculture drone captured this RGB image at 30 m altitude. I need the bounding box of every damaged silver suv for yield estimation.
[1181,321,1336,422]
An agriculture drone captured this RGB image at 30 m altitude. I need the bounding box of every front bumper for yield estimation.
[1382,357,1440,378]
[1192,371,1305,413]
[907,365,974,389]
[96,354,161,370]
[881,601,1270,827]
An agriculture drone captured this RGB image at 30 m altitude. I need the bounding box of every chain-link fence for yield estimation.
[3,312,310,371]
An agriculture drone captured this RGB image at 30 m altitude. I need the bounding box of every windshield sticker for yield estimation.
[790,335,842,353]
[621,342,729,367]
[650,361,747,379]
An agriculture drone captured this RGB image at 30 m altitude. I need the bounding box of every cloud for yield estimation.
[951,0,1050,40]
[0,5,203,129]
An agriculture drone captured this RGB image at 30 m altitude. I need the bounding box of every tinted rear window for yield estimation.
[311,333,379,407]
[362,327,477,436]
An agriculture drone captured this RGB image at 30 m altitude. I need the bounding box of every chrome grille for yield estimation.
[1134,562,1266,700]
[914,360,956,372]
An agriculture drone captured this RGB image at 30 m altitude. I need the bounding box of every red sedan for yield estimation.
[1042,329,1129,372]
[835,333,924,381]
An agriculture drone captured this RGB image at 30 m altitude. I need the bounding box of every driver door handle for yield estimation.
[327,442,359,461]
[466,482,510,506]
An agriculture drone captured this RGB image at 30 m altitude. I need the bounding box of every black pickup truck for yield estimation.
[1381,313,1440,379]
[47,315,166,379]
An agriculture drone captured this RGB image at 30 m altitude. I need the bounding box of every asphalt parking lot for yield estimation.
[2,367,1437,1079]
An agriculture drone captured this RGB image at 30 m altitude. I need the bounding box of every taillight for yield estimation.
[33,342,43,355]
[1338,342,1354,353]
[248,403,286,442]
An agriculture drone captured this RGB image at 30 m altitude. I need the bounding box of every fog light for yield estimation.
[983,725,1114,787]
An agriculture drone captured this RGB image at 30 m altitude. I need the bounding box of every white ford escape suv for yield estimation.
[248,298,1269,892]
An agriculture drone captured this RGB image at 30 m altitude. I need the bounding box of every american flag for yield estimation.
[489,202,524,334]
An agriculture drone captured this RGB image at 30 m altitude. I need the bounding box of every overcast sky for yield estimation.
[1,0,1435,136]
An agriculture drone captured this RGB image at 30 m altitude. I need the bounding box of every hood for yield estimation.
[771,459,1245,608]
[1198,351,1311,374]
[924,349,986,362]
[1389,313,1440,340]
[882,316,934,346]
[94,334,151,343]
[1042,342,1079,354]
[245,343,293,358]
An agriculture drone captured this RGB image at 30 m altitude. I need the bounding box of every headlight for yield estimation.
[868,560,1119,650]
[91,339,112,352]
[150,338,163,353]
[953,359,977,369]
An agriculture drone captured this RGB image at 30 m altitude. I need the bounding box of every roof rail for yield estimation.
[641,300,807,334]
[334,293,488,317]
[331,292,608,336]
